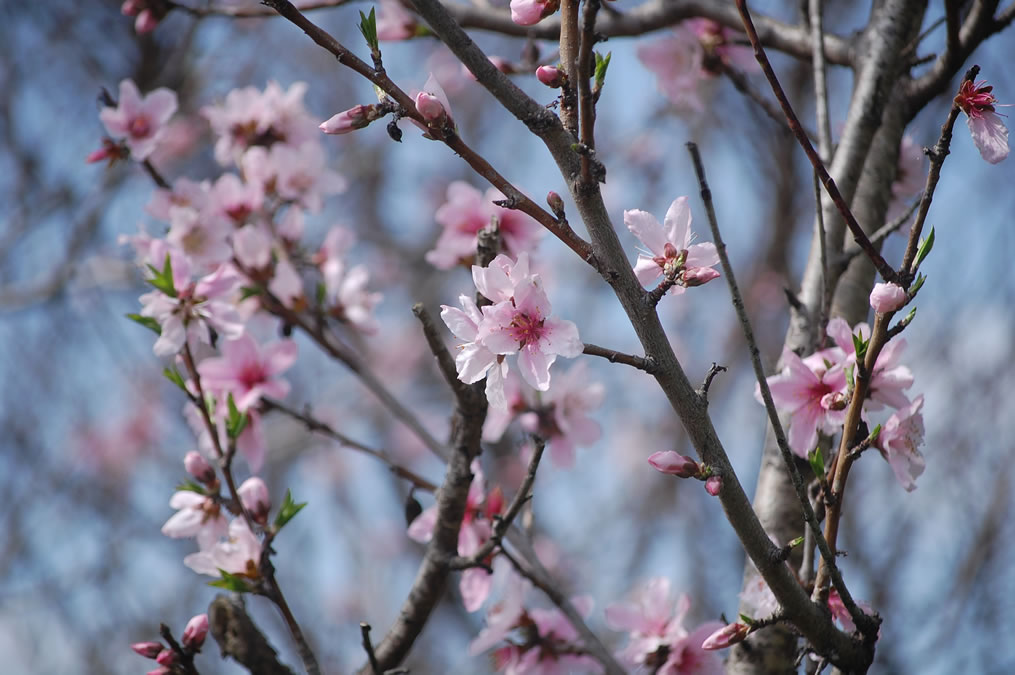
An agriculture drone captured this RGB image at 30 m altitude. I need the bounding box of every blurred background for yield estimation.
[1,0,1013,673]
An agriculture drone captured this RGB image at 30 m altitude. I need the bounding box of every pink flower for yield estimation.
[701,622,750,651]
[242,141,346,213]
[637,26,708,113]
[426,181,543,270]
[759,347,848,457]
[408,460,503,611]
[197,334,298,412]
[99,79,178,160]
[469,573,528,655]
[376,0,418,40]
[510,0,557,26]
[413,74,453,129]
[954,79,1009,164]
[648,451,700,478]
[875,394,926,491]
[184,518,262,578]
[518,361,603,468]
[161,491,229,550]
[440,294,507,407]
[625,196,720,296]
[826,318,914,411]
[606,579,724,674]
[827,589,878,637]
[238,477,271,524]
[685,19,758,74]
[536,65,565,88]
[869,282,907,313]
[181,614,209,650]
[473,254,583,392]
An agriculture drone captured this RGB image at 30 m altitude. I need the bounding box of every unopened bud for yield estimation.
[155,648,178,667]
[320,104,376,135]
[415,91,446,123]
[536,65,565,88]
[705,474,722,496]
[683,266,721,287]
[647,451,700,478]
[238,477,271,524]
[135,9,160,34]
[546,191,565,218]
[869,282,907,314]
[131,642,164,659]
[701,621,750,650]
[181,613,209,650]
[184,451,216,485]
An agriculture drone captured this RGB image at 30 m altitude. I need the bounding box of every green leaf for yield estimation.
[145,253,178,297]
[162,366,187,391]
[315,282,327,306]
[239,286,263,301]
[788,536,804,548]
[208,570,252,593]
[126,313,162,335]
[867,424,882,443]
[359,8,378,51]
[593,51,612,90]
[915,227,935,269]
[739,613,756,626]
[909,274,926,296]
[808,446,825,478]
[901,306,917,327]
[845,363,855,390]
[273,488,307,530]
[225,393,249,440]
[851,331,868,363]
[175,480,208,495]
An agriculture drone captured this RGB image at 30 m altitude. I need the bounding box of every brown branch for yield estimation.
[208,594,297,675]
[582,343,655,372]
[734,0,899,286]
[170,0,354,18]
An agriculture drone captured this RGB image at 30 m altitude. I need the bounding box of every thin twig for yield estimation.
[160,624,200,675]
[836,198,921,269]
[361,623,381,675]
[582,343,655,372]
[698,362,727,404]
[734,0,899,286]
[686,141,875,639]
[576,0,602,184]
[170,0,353,18]
[808,0,832,161]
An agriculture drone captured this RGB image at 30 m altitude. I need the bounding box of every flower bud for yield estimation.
[320,105,372,135]
[536,65,565,88]
[683,266,721,287]
[647,451,700,478]
[701,621,750,650]
[546,191,565,217]
[415,91,446,124]
[155,648,178,667]
[135,9,160,34]
[184,451,216,485]
[705,474,722,496]
[238,477,271,524]
[131,641,164,659]
[869,282,907,313]
[181,613,209,650]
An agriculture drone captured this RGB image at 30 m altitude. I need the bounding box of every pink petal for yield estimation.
[968,111,1009,164]
[517,344,554,390]
[624,209,667,255]
[662,196,693,249]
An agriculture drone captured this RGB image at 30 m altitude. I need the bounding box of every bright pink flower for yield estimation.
[536,65,565,88]
[826,318,914,410]
[648,451,700,478]
[955,79,1009,164]
[426,181,543,270]
[474,254,583,392]
[869,282,907,313]
[181,614,209,650]
[408,460,503,611]
[197,334,298,412]
[704,475,722,496]
[183,518,261,578]
[626,196,720,296]
[875,394,926,491]
[238,477,271,524]
[99,79,177,160]
[759,347,848,457]
[606,579,724,674]
[701,622,750,650]
[161,491,229,550]
[510,0,556,26]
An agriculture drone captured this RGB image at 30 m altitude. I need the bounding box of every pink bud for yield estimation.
[869,282,907,313]
[238,477,271,524]
[701,621,750,650]
[511,0,554,26]
[647,450,700,478]
[182,613,209,650]
[155,648,178,667]
[415,91,446,123]
[121,0,141,16]
[135,9,160,34]
[320,105,371,135]
[546,191,565,216]
[705,474,722,496]
[184,451,216,485]
[131,641,164,659]
[536,65,565,88]
[683,266,721,287]
[146,668,170,675]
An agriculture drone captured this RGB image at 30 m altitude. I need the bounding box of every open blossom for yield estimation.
[826,318,913,410]
[100,79,178,160]
[517,361,603,468]
[197,334,298,412]
[605,578,724,674]
[758,346,848,457]
[184,518,261,578]
[161,491,228,550]
[954,79,1009,164]
[408,460,504,611]
[637,24,708,112]
[441,294,508,407]
[875,394,926,491]
[625,196,720,295]
[426,181,543,270]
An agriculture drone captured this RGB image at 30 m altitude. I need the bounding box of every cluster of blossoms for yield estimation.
[441,252,583,409]
[638,19,758,113]
[761,318,925,490]
[131,612,208,675]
